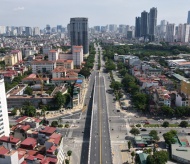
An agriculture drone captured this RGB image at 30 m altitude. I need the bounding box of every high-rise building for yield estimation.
[166,23,175,42]
[70,17,89,54]
[119,25,127,34]
[25,27,33,36]
[57,25,62,33]
[109,24,117,32]
[149,7,157,41]
[33,27,40,36]
[141,11,149,39]
[46,24,51,34]
[187,11,190,24]
[94,26,101,32]
[135,17,141,37]
[177,23,190,43]
[0,26,6,35]
[0,77,10,137]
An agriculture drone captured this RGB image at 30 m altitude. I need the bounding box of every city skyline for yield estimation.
[0,0,190,27]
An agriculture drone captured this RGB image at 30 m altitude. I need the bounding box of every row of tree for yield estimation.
[161,105,190,117]
[79,43,96,78]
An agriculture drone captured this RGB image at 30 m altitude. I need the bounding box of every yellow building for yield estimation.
[180,80,190,96]
[4,54,18,66]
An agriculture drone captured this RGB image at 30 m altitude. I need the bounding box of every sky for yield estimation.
[0,0,190,28]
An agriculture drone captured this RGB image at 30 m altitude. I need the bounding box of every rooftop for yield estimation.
[0,135,20,144]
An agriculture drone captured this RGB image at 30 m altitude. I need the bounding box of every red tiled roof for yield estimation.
[0,135,20,144]
[18,154,24,160]
[35,154,44,160]
[21,138,37,147]
[49,133,61,145]
[47,145,57,153]
[40,126,56,134]
[16,116,28,123]
[52,78,77,81]
[0,146,9,155]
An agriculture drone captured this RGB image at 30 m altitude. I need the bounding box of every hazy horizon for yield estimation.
[0,0,189,28]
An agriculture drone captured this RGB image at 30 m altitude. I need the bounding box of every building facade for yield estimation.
[0,77,10,137]
[149,7,157,41]
[70,17,89,54]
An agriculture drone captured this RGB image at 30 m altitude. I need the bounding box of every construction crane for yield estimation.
[37,73,44,95]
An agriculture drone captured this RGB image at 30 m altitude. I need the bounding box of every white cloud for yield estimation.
[13,6,25,11]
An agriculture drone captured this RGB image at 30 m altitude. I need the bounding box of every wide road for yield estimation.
[89,44,112,164]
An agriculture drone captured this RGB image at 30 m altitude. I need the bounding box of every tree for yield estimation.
[24,86,33,95]
[65,159,69,164]
[79,67,91,78]
[133,93,147,111]
[162,121,169,127]
[163,130,177,145]
[143,148,152,154]
[22,102,36,117]
[147,150,168,164]
[149,130,159,142]
[128,141,131,150]
[51,121,58,127]
[117,62,125,70]
[67,150,72,160]
[54,91,65,109]
[130,128,140,136]
[161,106,174,116]
[131,151,135,163]
[179,121,188,128]
[110,81,122,91]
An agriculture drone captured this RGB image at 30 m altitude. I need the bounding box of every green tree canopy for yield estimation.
[110,81,122,91]
[54,91,65,109]
[162,121,169,127]
[147,150,168,164]
[130,128,140,136]
[22,102,36,117]
[163,130,177,145]
[24,86,33,95]
[149,130,159,142]
[179,121,188,128]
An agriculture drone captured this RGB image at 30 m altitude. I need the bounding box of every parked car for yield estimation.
[144,121,150,124]
[141,129,147,131]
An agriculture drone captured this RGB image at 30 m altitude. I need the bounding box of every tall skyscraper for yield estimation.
[46,24,51,34]
[135,17,141,37]
[109,24,117,32]
[187,11,190,24]
[0,77,10,137]
[166,23,175,42]
[25,27,33,36]
[33,27,40,36]
[141,11,149,39]
[57,25,62,33]
[149,7,157,41]
[70,17,89,54]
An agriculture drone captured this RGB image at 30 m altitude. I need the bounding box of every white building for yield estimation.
[48,50,59,61]
[0,77,10,137]
[177,24,190,43]
[166,23,175,42]
[33,27,40,36]
[72,45,83,67]
[0,146,24,164]
[31,61,56,74]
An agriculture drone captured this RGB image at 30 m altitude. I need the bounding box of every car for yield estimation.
[144,122,150,124]
[117,110,120,112]
[141,129,147,131]
[172,117,177,120]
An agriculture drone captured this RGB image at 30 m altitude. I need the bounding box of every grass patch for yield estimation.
[144,124,160,127]
[169,124,179,127]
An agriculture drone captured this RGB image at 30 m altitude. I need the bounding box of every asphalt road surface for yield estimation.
[89,44,112,164]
